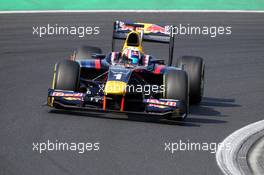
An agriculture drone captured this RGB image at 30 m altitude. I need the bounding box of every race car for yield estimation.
[47,21,205,120]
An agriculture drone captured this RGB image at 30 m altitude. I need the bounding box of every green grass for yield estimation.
[0,0,264,10]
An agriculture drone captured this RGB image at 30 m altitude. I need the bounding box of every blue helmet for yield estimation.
[122,48,141,65]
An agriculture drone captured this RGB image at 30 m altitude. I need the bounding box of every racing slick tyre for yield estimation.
[164,70,189,120]
[176,56,205,104]
[53,60,80,91]
[74,45,102,60]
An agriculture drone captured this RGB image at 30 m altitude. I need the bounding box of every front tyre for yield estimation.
[53,60,80,91]
[164,69,189,120]
[176,56,205,104]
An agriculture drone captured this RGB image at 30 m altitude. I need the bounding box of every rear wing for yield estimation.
[112,21,175,66]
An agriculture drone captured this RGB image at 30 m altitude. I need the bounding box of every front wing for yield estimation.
[47,89,185,116]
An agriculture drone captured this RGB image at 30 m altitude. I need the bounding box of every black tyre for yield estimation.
[176,56,205,104]
[75,45,102,60]
[53,60,80,91]
[164,69,189,120]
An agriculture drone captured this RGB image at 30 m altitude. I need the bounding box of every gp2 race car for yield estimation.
[47,21,205,120]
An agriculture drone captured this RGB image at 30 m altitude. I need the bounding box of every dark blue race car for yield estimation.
[47,21,205,120]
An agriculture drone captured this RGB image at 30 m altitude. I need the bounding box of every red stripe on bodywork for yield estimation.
[154,65,165,74]
[95,60,101,69]
[120,96,125,112]
[103,96,106,111]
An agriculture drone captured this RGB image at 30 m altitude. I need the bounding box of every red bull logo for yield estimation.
[145,24,165,33]
[118,22,170,35]
[119,22,142,31]
[120,24,134,31]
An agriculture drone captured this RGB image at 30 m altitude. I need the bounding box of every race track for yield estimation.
[0,12,264,175]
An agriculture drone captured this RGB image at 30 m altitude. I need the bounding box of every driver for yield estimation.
[120,48,141,66]
[108,48,150,67]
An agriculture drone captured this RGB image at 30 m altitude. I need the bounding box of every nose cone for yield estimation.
[104,81,127,95]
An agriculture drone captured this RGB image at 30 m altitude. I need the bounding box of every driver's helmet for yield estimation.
[121,48,141,65]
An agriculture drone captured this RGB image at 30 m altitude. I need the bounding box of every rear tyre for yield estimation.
[164,69,189,120]
[176,56,205,104]
[75,45,102,60]
[53,60,80,91]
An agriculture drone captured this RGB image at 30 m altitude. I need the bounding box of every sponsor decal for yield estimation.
[145,24,170,35]
[120,23,138,31]
[118,21,170,35]
[148,104,167,109]
[89,97,103,103]
[146,99,177,107]
[52,91,84,97]
[63,97,82,101]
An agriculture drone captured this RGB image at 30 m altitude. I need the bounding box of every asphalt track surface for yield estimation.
[0,13,264,175]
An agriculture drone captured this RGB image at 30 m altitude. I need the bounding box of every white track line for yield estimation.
[0,10,264,14]
[216,120,264,175]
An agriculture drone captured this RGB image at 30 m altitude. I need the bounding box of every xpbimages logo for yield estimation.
[164,140,232,154]
[96,83,165,96]
[32,140,100,154]
[169,24,232,38]
[32,24,100,38]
